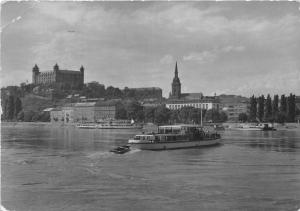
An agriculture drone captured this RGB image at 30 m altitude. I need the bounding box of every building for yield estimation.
[219,95,249,122]
[166,62,219,110]
[123,87,162,100]
[32,64,84,90]
[50,101,117,124]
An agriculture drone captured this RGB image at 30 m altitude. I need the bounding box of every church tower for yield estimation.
[171,62,181,99]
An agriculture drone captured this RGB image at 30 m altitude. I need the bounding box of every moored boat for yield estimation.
[128,124,221,150]
[97,119,142,129]
[77,123,98,129]
[77,119,143,129]
[232,123,276,131]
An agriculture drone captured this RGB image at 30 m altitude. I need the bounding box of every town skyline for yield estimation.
[2,1,300,97]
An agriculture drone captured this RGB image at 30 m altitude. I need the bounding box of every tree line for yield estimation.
[1,95,50,122]
[1,95,23,121]
[247,93,298,123]
[115,101,228,124]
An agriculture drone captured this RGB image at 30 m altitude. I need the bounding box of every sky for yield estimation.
[1,1,300,97]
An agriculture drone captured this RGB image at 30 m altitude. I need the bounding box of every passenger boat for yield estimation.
[128,124,221,150]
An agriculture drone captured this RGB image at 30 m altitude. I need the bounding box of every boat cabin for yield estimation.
[158,125,202,135]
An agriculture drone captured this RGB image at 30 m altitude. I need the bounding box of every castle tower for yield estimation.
[53,63,59,72]
[171,61,181,99]
[80,65,84,74]
[32,64,39,84]
[80,65,84,85]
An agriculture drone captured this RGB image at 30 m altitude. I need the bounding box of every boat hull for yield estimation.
[97,125,142,129]
[129,139,220,150]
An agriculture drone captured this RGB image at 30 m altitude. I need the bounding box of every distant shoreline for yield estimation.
[1,121,299,130]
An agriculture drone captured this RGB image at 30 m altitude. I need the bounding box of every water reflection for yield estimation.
[224,130,300,153]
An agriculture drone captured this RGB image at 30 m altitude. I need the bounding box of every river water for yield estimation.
[1,123,300,211]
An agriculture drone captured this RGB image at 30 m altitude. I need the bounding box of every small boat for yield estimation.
[259,123,276,131]
[110,145,131,154]
[128,124,221,150]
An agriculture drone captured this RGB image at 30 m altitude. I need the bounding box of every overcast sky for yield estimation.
[1,1,300,97]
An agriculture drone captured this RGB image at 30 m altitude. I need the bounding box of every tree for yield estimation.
[279,94,287,122]
[257,95,265,121]
[154,106,171,124]
[105,86,123,99]
[249,95,257,122]
[17,110,24,121]
[280,94,287,113]
[190,108,202,124]
[2,97,8,120]
[287,93,296,122]
[277,112,286,124]
[219,111,228,122]
[178,107,193,123]
[31,112,40,122]
[264,94,272,121]
[6,95,15,120]
[205,109,224,123]
[24,110,35,122]
[126,101,143,120]
[116,107,127,120]
[115,103,127,119]
[238,113,248,122]
[83,82,105,98]
[39,112,50,122]
[144,107,155,123]
[136,110,145,122]
[272,94,279,121]
[14,97,22,119]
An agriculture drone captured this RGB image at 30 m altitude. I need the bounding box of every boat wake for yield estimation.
[86,151,112,159]
[126,148,141,154]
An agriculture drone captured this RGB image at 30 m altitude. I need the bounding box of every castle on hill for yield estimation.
[32,64,84,90]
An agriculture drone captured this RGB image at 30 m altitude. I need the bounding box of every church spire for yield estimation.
[171,61,181,99]
[175,61,178,78]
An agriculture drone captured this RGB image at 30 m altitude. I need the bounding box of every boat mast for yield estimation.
[200,106,203,127]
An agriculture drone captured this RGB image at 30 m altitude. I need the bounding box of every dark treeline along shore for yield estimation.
[245,94,297,123]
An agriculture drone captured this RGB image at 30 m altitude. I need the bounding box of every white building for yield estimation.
[166,98,220,110]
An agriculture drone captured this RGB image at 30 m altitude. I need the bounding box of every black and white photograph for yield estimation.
[1,1,300,210]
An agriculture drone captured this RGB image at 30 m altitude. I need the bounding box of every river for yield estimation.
[1,123,300,211]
